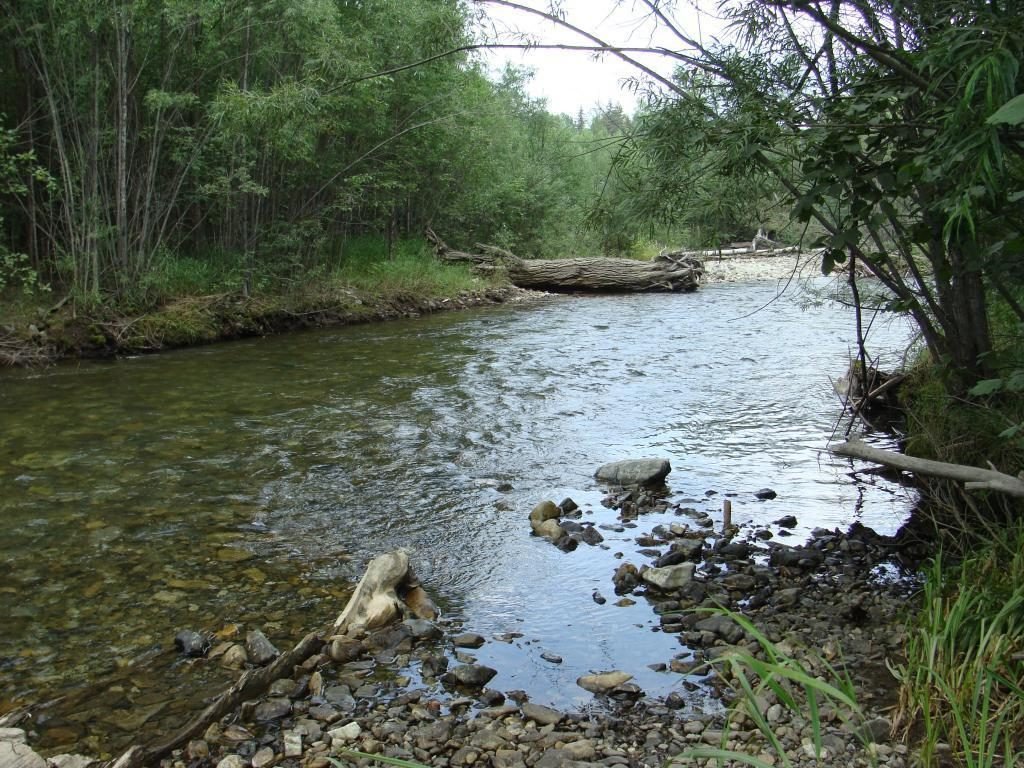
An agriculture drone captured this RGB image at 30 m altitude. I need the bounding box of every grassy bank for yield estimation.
[0,237,514,366]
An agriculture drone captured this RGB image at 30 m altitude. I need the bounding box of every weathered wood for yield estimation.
[829,439,1024,497]
[426,229,703,293]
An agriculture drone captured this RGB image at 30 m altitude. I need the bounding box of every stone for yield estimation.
[47,756,93,768]
[562,740,596,760]
[174,630,210,657]
[558,498,579,513]
[721,573,757,592]
[420,653,449,678]
[451,631,485,649]
[245,630,280,666]
[444,664,497,688]
[612,563,639,594]
[577,670,632,694]
[592,590,607,605]
[534,519,564,541]
[254,698,291,721]
[695,615,744,644]
[774,514,798,528]
[755,488,778,500]
[579,526,604,545]
[521,703,563,726]
[529,501,561,531]
[402,619,442,640]
[327,722,361,743]
[327,637,364,663]
[221,643,248,669]
[283,731,303,758]
[595,458,671,486]
[770,546,824,569]
[0,730,26,745]
[642,562,696,590]
[402,585,438,620]
[540,652,563,664]
[250,746,275,768]
[860,716,893,744]
[216,756,247,768]
[0,742,46,768]
[492,749,526,768]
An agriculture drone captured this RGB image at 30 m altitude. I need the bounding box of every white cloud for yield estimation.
[475,0,726,116]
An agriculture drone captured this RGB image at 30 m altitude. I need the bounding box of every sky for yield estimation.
[476,0,726,116]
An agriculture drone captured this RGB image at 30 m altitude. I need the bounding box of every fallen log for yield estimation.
[829,439,1024,498]
[426,229,703,293]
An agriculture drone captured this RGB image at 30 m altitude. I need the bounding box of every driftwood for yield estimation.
[105,551,435,768]
[427,229,703,293]
[829,439,1024,498]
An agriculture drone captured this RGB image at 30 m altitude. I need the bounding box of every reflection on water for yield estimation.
[0,279,915,754]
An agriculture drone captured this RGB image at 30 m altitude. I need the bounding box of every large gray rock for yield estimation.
[333,550,410,632]
[443,664,497,688]
[595,459,671,486]
[245,630,279,666]
[641,562,696,590]
[577,670,632,694]
[0,742,47,768]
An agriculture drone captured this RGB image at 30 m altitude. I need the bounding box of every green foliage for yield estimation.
[679,610,869,768]
[893,541,1024,766]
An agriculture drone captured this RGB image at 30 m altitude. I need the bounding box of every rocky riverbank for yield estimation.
[701,251,821,284]
[1,473,927,768]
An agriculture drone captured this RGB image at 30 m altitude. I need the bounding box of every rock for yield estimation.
[641,562,696,590]
[770,546,824,569]
[48,756,95,768]
[283,731,303,758]
[655,541,703,567]
[592,590,607,605]
[420,653,449,678]
[860,716,893,744]
[402,585,439,620]
[774,587,801,606]
[595,459,671,486]
[695,615,744,644]
[253,698,291,721]
[216,756,247,768]
[529,501,561,531]
[0,730,26,745]
[534,519,565,541]
[174,630,210,657]
[327,637,363,662]
[774,514,798,528]
[558,498,579,513]
[245,630,280,666]
[452,632,486,649]
[579,526,604,545]
[443,664,497,688]
[221,643,248,669]
[716,540,751,559]
[328,722,362,744]
[403,619,442,640]
[521,702,564,726]
[577,671,632,694]
[612,563,639,594]
[721,573,757,592]
[540,652,563,664]
[0,742,46,768]
[554,534,579,552]
[755,488,778,500]
[250,746,275,768]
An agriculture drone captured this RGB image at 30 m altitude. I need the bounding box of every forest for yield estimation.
[2,0,1024,765]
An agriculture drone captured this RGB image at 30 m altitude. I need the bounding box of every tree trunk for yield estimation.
[427,230,703,293]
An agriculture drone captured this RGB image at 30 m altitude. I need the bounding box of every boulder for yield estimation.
[521,703,563,726]
[333,550,410,632]
[577,671,632,694]
[245,630,279,666]
[642,562,696,590]
[529,501,561,532]
[443,664,497,688]
[0,741,46,768]
[174,630,210,658]
[595,458,671,486]
[612,563,640,594]
[695,615,744,644]
[534,519,564,541]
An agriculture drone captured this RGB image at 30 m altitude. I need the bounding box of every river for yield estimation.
[0,278,915,755]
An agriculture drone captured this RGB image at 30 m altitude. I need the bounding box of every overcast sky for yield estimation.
[476,0,726,116]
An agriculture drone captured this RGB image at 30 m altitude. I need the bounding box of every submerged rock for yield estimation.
[174,629,211,658]
[595,459,671,486]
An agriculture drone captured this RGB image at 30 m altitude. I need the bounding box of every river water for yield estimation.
[0,279,915,755]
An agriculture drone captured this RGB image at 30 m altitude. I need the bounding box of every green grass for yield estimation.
[892,536,1024,768]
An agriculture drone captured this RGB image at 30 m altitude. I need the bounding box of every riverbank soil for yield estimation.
[0,283,523,366]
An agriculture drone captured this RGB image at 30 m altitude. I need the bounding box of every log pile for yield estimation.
[427,230,704,293]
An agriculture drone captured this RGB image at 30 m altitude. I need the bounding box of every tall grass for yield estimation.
[679,611,870,768]
[892,536,1024,768]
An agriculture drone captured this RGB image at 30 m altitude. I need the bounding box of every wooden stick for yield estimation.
[722,499,732,530]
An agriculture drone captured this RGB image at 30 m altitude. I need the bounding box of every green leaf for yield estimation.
[969,378,1004,396]
[987,94,1024,125]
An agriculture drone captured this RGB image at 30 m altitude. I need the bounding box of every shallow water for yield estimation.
[0,278,915,754]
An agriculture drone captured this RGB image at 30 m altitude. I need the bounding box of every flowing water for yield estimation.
[0,279,916,755]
